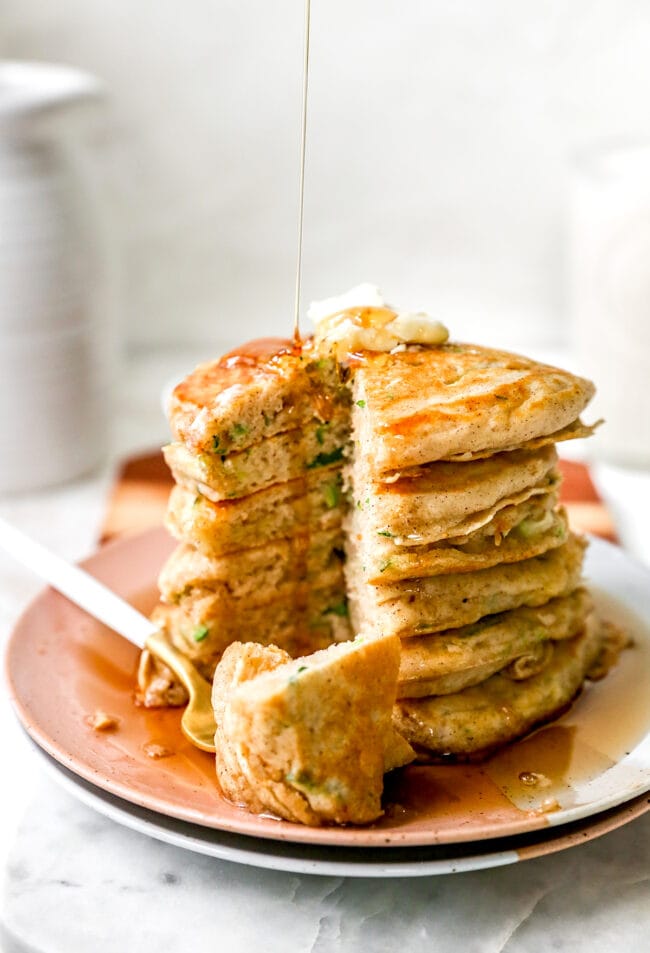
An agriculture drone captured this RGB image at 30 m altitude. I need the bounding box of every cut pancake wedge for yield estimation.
[164,413,349,501]
[213,635,412,826]
[166,468,345,556]
[159,529,345,604]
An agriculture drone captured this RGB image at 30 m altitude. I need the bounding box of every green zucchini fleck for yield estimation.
[323,481,341,509]
[288,665,308,685]
[229,422,249,440]
[306,447,344,469]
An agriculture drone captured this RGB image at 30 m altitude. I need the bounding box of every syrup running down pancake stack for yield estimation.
[343,342,600,759]
[138,338,352,707]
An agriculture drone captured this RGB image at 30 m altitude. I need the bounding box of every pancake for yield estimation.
[164,413,349,501]
[153,583,352,678]
[397,588,592,697]
[351,343,595,474]
[397,643,556,699]
[159,529,344,605]
[137,649,190,709]
[351,444,559,544]
[169,338,349,455]
[166,467,345,556]
[346,533,586,639]
[443,418,599,463]
[353,495,568,584]
[393,615,603,760]
[213,634,411,825]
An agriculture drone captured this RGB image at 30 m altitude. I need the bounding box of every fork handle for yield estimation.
[0,515,157,649]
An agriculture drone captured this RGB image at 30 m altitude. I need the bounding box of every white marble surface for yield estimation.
[1,348,650,951]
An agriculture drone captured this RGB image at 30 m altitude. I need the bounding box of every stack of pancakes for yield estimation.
[138,339,352,707]
[140,332,603,764]
[344,343,599,759]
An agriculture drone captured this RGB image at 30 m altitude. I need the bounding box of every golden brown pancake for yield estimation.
[397,588,592,697]
[443,418,599,463]
[351,343,595,474]
[166,468,345,556]
[164,413,349,502]
[351,495,568,585]
[169,338,349,455]
[152,583,351,680]
[393,615,603,760]
[350,444,560,545]
[346,533,586,639]
[159,530,344,605]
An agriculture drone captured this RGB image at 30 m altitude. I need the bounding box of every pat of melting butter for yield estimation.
[308,284,449,359]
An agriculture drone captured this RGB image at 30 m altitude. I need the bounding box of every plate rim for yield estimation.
[27,734,650,878]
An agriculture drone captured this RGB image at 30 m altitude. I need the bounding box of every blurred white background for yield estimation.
[3,0,650,352]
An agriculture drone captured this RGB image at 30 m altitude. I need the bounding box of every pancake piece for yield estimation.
[397,588,592,697]
[352,343,595,475]
[164,414,349,502]
[169,338,348,455]
[393,614,603,760]
[347,533,586,639]
[213,635,412,825]
[137,649,189,709]
[166,468,345,556]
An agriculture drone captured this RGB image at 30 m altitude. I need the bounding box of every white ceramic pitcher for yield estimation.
[0,61,110,493]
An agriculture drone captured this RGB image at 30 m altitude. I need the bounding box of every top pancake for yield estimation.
[351,343,595,474]
[169,337,348,455]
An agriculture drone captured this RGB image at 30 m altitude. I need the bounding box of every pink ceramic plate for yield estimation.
[6,529,650,848]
